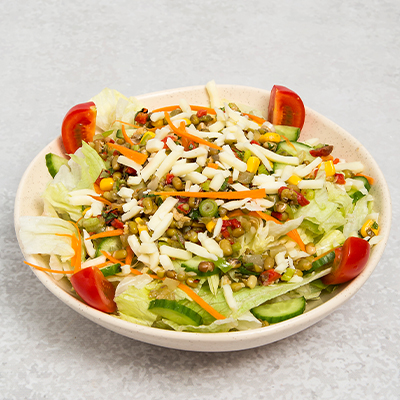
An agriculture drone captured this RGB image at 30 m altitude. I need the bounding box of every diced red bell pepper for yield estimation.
[111,219,124,229]
[250,140,260,145]
[135,109,149,125]
[334,173,346,184]
[177,204,190,214]
[260,269,281,286]
[271,211,284,220]
[166,173,174,185]
[197,109,207,117]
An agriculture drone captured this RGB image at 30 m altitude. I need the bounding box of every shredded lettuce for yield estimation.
[315,229,346,256]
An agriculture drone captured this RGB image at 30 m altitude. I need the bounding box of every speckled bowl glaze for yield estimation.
[14,85,391,352]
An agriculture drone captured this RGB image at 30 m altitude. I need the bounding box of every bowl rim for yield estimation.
[14,84,392,351]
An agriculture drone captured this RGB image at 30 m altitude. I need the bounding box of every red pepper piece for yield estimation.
[260,269,281,286]
[197,109,207,117]
[250,140,260,145]
[177,204,190,214]
[296,191,310,206]
[309,145,334,157]
[271,211,284,220]
[111,219,124,229]
[166,173,174,185]
[334,173,346,184]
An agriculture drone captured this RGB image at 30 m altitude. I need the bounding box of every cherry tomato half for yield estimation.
[70,267,117,313]
[61,101,97,154]
[267,85,305,129]
[321,237,370,285]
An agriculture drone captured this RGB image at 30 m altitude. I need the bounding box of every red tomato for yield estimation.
[61,102,97,154]
[260,269,281,286]
[321,237,370,285]
[268,85,305,129]
[70,267,117,313]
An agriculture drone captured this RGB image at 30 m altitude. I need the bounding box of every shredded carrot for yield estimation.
[89,195,112,206]
[321,155,334,161]
[286,229,306,252]
[92,262,114,269]
[87,229,124,241]
[242,113,266,125]
[107,142,148,165]
[82,207,91,216]
[164,112,222,151]
[101,251,123,265]
[130,267,143,276]
[207,162,219,169]
[113,119,157,132]
[93,183,104,195]
[153,188,266,200]
[177,283,226,320]
[69,221,82,273]
[152,105,217,115]
[24,261,74,274]
[355,173,374,185]
[312,248,337,263]
[125,246,134,266]
[121,124,135,147]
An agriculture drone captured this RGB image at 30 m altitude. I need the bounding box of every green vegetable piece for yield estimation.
[199,199,218,217]
[353,176,371,191]
[201,180,211,192]
[115,129,124,139]
[273,125,301,141]
[82,217,103,233]
[281,268,295,281]
[350,190,365,204]
[101,129,114,137]
[243,149,252,162]
[251,296,306,323]
[100,263,122,277]
[308,250,336,273]
[148,299,203,326]
[95,236,122,257]
[45,153,68,178]
[257,164,269,175]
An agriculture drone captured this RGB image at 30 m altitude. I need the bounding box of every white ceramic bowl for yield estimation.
[14,85,391,352]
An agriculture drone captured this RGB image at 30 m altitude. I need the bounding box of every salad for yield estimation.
[19,81,382,333]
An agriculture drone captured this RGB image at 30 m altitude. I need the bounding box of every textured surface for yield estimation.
[1,0,399,399]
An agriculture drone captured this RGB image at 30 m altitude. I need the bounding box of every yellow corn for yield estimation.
[135,217,148,233]
[140,131,155,144]
[221,216,229,220]
[287,174,302,186]
[360,219,380,237]
[206,220,216,233]
[247,156,260,174]
[325,160,336,177]
[260,132,281,143]
[99,177,114,191]
[184,118,192,125]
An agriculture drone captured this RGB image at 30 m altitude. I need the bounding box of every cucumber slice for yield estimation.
[273,162,288,173]
[307,250,336,273]
[148,299,203,326]
[45,153,68,178]
[251,296,306,323]
[353,176,371,191]
[95,236,122,257]
[274,125,301,141]
[181,256,219,277]
[277,141,315,163]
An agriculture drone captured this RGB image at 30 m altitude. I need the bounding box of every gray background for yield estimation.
[1,1,399,399]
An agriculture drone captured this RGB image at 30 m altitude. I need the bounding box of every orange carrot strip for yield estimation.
[87,229,124,241]
[125,246,134,266]
[24,261,74,274]
[101,251,123,265]
[152,105,217,114]
[164,112,222,151]
[207,162,219,169]
[355,173,374,185]
[312,249,337,263]
[242,113,266,125]
[93,183,104,195]
[93,262,114,269]
[69,221,82,272]
[130,267,143,276]
[121,124,135,147]
[107,142,148,165]
[153,188,266,200]
[89,195,112,206]
[321,155,334,161]
[177,283,226,320]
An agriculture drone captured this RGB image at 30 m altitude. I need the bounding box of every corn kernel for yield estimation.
[287,174,302,186]
[99,177,114,191]
[221,216,229,220]
[137,224,148,234]
[140,131,155,145]
[260,132,281,143]
[247,156,260,174]
[184,118,192,125]
[325,160,336,177]
[360,219,380,237]
[206,220,216,232]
